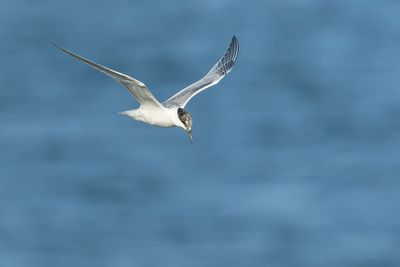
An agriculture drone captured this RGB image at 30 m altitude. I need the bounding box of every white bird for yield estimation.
[51,36,239,143]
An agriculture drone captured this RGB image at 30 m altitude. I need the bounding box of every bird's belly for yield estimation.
[132,107,176,127]
[142,115,175,127]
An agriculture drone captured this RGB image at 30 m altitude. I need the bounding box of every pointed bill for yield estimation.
[186,130,193,144]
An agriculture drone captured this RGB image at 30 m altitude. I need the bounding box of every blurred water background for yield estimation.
[1,0,400,266]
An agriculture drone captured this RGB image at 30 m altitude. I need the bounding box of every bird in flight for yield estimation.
[51,36,239,143]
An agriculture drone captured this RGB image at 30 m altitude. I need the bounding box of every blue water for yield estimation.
[1,0,400,266]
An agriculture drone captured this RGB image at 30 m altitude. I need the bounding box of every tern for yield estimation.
[51,36,239,143]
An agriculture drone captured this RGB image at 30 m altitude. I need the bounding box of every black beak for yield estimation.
[186,130,193,144]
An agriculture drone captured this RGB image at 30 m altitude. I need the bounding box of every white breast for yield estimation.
[121,105,180,128]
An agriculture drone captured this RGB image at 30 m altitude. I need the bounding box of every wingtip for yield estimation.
[230,35,239,62]
[49,40,62,49]
[49,41,71,55]
[232,35,238,46]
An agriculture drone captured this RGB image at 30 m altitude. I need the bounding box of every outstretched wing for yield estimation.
[163,36,239,108]
[51,42,162,107]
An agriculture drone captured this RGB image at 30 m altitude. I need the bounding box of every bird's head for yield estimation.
[178,108,193,143]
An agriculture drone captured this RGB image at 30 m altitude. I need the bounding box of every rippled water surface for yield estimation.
[1,1,400,266]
